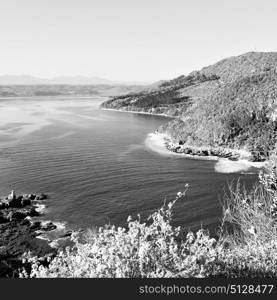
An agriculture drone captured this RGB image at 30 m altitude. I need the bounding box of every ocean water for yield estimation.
[0,97,258,232]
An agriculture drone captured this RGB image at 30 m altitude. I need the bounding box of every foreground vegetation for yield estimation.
[21,162,277,278]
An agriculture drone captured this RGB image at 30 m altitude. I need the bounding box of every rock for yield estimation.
[60,231,72,238]
[7,190,16,201]
[0,212,8,223]
[202,150,209,156]
[28,194,36,200]
[176,147,184,153]
[25,207,39,217]
[0,191,55,277]
[7,211,27,221]
[41,222,57,231]
[8,198,21,208]
[0,201,8,210]
[229,155,240,161]
[209,149,217,156]
[30,221,42,230]
[183,148,192,154]
[5,197,22,208]
[0,218,56,277]
[174,146,181,152]
[35,193,47,200]
[195,150,205,156]
[21,198,31,207]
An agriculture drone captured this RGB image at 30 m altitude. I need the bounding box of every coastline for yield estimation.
[100,107,174,118]
[0,191,72,277]
[145,132,267,173]
[100,106,267,173]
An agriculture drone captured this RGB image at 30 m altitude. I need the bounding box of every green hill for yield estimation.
[101,52,277,160]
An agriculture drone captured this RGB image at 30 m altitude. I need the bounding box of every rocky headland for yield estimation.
[102,52,277,163]
[0,191,72,277]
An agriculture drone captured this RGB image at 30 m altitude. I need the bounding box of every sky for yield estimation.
[0,0,277,82]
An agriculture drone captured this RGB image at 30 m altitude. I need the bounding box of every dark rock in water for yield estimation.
[26,207,39,217]
[7,211,27,221]
[8,198,22,208]
[7,190,16,201]
[20,207,39,217]
[0,219,56,277]
[0,201,8,210]
[2,207,39,222]
[1,194,24,208]
[28,194,36,200]
[35,193,47,201]
[0,191,55,277]
[21,198,31,207]
[60,231,73,238]
[30,221,42,230]
[41,222,57,231]
[0,212,8,224]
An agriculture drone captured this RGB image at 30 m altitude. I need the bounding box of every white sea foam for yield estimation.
[144,133,181,157]
[145,132,267,174]
[36,221,68,245]
[214,159,266,173]
[34,203,47,214]
[39,220,66,230]
[144,133,217,160]
[52,221,67,230]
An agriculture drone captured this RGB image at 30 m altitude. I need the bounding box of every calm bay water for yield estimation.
[0,97,257,231]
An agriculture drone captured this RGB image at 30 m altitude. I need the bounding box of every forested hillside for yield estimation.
[101,52,277,160]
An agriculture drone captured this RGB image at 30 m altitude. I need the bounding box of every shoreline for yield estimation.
[145,132,267,173]
[100,107,174,118]
[100,106,267,173]
[0,191,72,277]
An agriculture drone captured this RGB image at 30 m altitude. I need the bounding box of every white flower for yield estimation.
[177,192,182,197]
[248,226,256,235]
[186,232,194,243]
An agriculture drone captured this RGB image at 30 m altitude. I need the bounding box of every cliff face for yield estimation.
[101,52,277,160]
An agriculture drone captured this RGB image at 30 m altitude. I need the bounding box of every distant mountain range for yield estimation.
[0,75,149,86]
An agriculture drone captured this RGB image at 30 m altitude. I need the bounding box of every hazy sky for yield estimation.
[1,0,277,82]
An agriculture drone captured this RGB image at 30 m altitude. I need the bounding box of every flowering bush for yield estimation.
[211,241,277,277]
